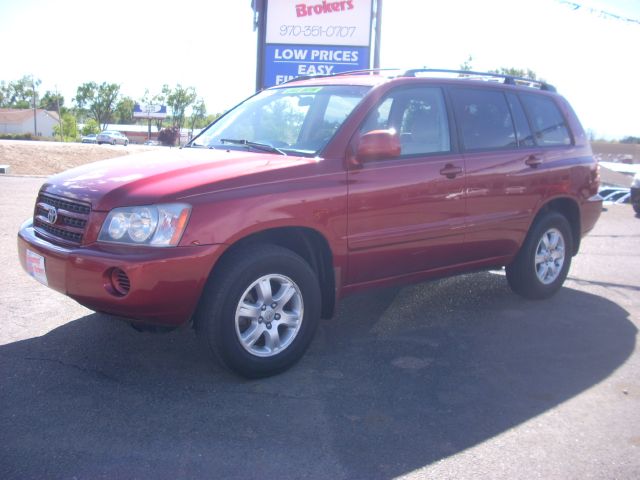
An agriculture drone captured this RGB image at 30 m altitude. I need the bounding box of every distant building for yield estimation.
[98,124,161,144]
[93,124,202,144]
[0,108,60,137]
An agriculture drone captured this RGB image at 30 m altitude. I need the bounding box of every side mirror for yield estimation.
[356,129,401,163]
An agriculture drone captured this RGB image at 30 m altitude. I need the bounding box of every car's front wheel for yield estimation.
[506,211,573,300]
[196,244,321,378]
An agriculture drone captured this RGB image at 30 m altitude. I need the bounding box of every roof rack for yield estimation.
[401,68,557,92]
[280,68,557,92]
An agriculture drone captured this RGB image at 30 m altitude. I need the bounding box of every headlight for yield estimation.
[632,173,640,189]
[98,203,191,247]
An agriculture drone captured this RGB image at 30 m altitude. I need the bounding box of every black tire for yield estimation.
[97,142,102,145]
[633,203,640,215]
[195,244,321,378]
[124,140,129,146]
[112,139,117,145]
[506,211,573,300]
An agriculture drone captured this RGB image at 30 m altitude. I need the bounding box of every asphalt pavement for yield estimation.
[1,175,638,479]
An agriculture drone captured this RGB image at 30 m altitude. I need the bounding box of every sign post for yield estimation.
[254,0,377,90]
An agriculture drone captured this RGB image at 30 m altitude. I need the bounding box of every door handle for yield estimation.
[525,154,543,168]
[440,164,463,179]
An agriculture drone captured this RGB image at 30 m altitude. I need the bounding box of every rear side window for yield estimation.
[520,94,571,146]
[450,88,516,150]
[506,93,535,147]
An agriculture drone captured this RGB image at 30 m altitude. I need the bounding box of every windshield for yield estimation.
[191,85,370,156]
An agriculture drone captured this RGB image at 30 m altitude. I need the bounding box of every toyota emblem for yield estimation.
[47,206,58,224]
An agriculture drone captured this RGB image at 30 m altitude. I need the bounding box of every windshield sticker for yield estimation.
[278,86,323,94]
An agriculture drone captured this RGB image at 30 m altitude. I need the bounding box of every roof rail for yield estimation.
[332,68,403,76]
[401,68,557,92]
[281,68,400,85]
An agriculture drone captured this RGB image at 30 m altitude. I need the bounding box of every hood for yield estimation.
[41,148,319,211]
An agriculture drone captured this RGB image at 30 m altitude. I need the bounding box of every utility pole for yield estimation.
[55,85,63,142]
[253,0,266,93]
[32,76,37,136]
[373,0,382,69]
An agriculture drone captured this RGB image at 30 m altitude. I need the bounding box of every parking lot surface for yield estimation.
[1,175,639,479]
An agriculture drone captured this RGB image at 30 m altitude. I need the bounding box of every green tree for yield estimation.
[0,81,7,107]
[189,98,207,133]
[114,96,135,124]
[0,75,41,109]
[489,67,540,81]
[39,91,64,112]
[163,84,197,132]
[74,82,120,131]
[460,55,473,71]
[39,90,64,141]
[53,112,78,141]
[81,119,100,136]
[204,113,221,125]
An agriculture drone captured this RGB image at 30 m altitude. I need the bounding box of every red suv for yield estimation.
[18,69,602,377]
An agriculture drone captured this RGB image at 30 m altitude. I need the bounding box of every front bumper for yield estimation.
[18,219,225,326]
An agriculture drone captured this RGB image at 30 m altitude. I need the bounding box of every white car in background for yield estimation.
[97,131,129,146]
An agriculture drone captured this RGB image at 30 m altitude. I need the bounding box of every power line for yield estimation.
[557,1,640,25]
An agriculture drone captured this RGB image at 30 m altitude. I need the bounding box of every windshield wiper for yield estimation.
[220,138,286,156]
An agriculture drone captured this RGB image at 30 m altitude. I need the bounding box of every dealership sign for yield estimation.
[133,104,168,119]
[260,0,373,88]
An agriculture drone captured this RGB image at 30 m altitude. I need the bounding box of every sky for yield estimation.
[1,0,639,139]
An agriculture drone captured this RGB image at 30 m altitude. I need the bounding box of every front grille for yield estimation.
[34,222,83,243]
[33,193,91,246]
[37,194,90,214]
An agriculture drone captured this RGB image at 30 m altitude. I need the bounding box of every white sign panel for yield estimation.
[133,104,168,119]
[266,0,373,47]
[25,249,48,286]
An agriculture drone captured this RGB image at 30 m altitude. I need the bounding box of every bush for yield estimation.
[158,127,179,146]
[0,133,33,141]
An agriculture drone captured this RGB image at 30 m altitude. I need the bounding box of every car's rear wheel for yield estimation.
[124,140,128,146]
[506,211,573,300]
[112,139,117,145]
[195,244,321,378]
[634,203,640,215]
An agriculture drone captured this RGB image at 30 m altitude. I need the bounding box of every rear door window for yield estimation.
[450,88,517,151]
[519,94,571,146]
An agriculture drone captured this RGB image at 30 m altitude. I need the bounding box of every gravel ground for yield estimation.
[0,174,639,480]
[0,139,159,175]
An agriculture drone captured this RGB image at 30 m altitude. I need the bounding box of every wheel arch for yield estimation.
[207,226,336,319]
[532,196,581,255]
